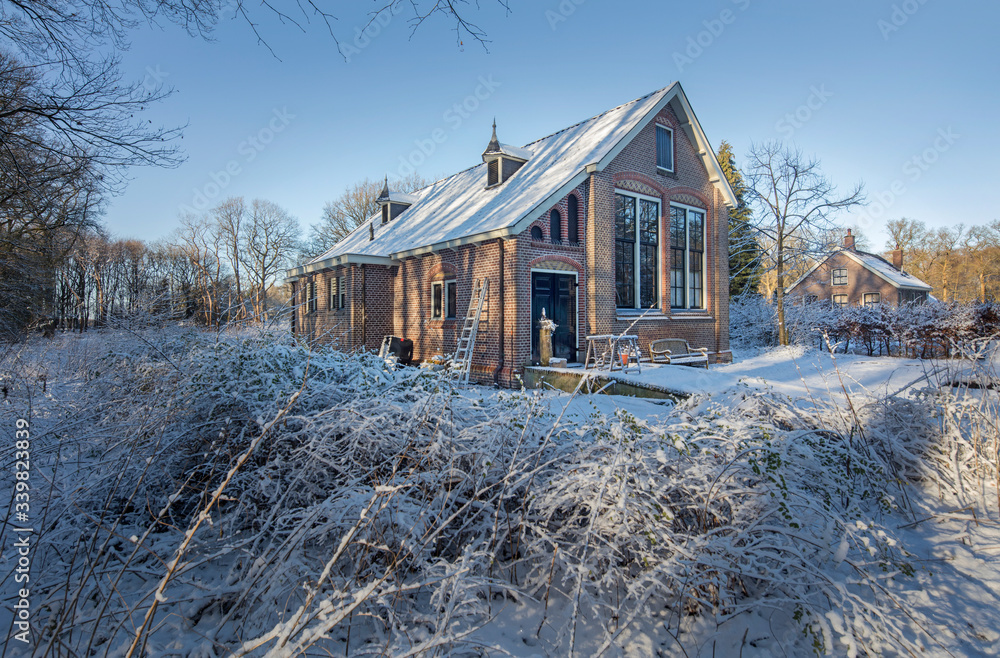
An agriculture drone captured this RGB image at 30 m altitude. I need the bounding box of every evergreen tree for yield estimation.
[718,140,762,297]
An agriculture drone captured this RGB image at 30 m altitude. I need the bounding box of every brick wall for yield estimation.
[583,103,731,362]
[292,101,734,380]
[790,252,901,306]
[295,263,395,352]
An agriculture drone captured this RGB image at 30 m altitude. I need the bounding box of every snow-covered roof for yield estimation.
[785,248,933,293]
[848,250,932,290]
[382,190,418,205]
[494,143,533,161]
[288,83,737,280]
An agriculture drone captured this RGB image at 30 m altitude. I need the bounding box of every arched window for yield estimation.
[567,195,579,243]
[531,225,543,241]
[550,209,562,244]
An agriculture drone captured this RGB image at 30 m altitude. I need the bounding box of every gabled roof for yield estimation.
[786,248,933,293]
[288,83,737,281]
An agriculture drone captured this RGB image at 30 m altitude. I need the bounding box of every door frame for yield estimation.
[530,268,579,355]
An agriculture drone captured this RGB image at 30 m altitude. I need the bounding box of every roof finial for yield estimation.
[483,118,502,158]
[377,175,390,203]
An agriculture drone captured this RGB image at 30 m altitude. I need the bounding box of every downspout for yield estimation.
[361,264,367,349]
[493,238,506,387]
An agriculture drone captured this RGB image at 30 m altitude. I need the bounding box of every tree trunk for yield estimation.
[776,238,788,346]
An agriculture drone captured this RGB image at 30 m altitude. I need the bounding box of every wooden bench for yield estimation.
[649,338,709,368]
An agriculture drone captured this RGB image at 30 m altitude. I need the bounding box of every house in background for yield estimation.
[285,83,737,386]
[785,230,932,307]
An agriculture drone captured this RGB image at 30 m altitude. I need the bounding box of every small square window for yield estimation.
[656,125,674,172]
[431,282,443,319]
[805,294,818,304]
[445,281,457,319]
[832,294,848,307]
[832,269,848,286]
[863,292,881,306]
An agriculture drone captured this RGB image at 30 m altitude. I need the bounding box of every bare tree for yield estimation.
[886,217,927,253]
[213,197,248,319]
[306,173,428,258]
[1,0,506,336]
[176,213,229,326]
[239,199,300,320]
[928,225,964,303]
[745,141,865,345]
[965,220,1000,301]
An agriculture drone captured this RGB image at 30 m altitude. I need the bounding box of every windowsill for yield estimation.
[656,166,678,179]
[616,310,669,321]
[615,309,712,320]
[670,311,713,320]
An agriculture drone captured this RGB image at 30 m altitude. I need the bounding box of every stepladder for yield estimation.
[452,278,489,385]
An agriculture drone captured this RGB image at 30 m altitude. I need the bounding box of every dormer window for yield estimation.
[375,176,416,224]
[488,159,500,187]
[482,119,530,189]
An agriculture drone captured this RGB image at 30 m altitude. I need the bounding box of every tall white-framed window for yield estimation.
[431,280,458,319]
[656,124,674,173]
[670,203,705,310]
[863,292,881,306]
[431,282,443,319]
[833,294,849,307]
[832,269,848,286]
[615,191,660,309]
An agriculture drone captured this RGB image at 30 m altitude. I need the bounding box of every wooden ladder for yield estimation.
[453,278,489,386]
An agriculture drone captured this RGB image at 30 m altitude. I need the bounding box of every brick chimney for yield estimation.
[891,248,904,270]
[843,229,856,250]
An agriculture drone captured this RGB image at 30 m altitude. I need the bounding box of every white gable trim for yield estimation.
[595,83,737,208]
[286,253,395,282]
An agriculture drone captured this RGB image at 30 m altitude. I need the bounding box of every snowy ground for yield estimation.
[542,344,994,402]
[1,330,998,657]
[516,354,1000,657]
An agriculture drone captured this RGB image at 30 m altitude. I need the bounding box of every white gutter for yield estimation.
[285,253,395,281]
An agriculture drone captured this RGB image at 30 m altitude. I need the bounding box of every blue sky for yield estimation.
[106,0,997,250]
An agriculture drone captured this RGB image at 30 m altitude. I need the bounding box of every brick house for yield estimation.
[286,83,737,386]
[785,230,932,307]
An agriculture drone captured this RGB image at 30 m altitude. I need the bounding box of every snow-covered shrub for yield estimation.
[3,326,998,656]
[729,296,777,348]
[753,298,1000,357]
